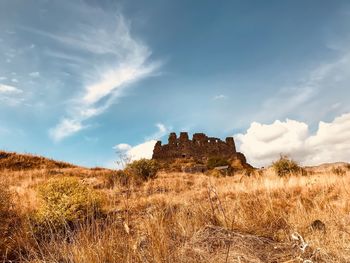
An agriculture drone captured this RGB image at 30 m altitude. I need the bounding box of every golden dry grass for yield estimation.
[1,152,350,262]
[0,150,75,171]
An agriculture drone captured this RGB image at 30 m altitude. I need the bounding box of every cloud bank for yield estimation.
[236,112,350,167]
[111,113,350,168]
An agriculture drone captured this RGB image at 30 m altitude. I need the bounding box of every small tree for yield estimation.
[115,151,132,169]
[272,155,301,177]
[126,159,160,180]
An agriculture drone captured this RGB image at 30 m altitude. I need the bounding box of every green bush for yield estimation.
[206,157,229,170]
[272,156,301,177]
[34,177,103,235]
[126,159,160,180]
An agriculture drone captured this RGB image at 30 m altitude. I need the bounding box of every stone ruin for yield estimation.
[152,132,248,166]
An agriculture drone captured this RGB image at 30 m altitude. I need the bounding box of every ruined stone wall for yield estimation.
[152,132,240,161]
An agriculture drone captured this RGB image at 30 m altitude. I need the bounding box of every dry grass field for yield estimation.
[1,151,350,262]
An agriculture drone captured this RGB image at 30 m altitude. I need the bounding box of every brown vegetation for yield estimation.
[0,150,75,171]
[0,151,350,262]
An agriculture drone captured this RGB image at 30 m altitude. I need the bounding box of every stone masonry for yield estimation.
[152,132,247,164]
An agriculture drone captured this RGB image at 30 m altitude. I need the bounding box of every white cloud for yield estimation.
[306,113,350,165]
[0,77,6,81]
[255,51,350,123]
[49,118,84,142]
[108,140,157,169]
[236,112,350,167]
[213,94,227,100]
[0,84,22,94]
[145,123,170,141]
[82,63,157,105]
[114,143,132,152]
[127,140,157,160]
[29,72,40,78]
[114,140,157,163]
[113,123,169,163]
[49,14,160,141]
[0,84,24,106]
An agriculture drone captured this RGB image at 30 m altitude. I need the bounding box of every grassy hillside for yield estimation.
[1,151,350,262]
[0,150,76,171]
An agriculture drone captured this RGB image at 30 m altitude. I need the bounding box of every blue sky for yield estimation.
[1,0,350,167]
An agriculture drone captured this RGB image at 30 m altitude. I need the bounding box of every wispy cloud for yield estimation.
[29,72,40,78]
[48,14,161,142]
[213,94,227,100]
[145,123,171,141]
[0,84,22,94]
[0,84,24,106]
[255,52,350,122]
[49,118,84,142]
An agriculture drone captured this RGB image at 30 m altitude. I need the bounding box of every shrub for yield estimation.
[244,167,255,177]
[272,156,301,177]
[207,169,223,177]
[0,182,20,258]
[104,170,129,188]
[206,157,229,170]
[125,159,160,180]
[332,167,346,176]
[0,182,12,220]
[167,158,197,172]
[346,164,350,171]
[0,182,12,253]
[33,177,103,235]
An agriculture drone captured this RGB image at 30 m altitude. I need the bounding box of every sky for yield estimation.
[1,0,350,168]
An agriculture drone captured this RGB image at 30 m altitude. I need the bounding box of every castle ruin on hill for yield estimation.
[152,132,248,165]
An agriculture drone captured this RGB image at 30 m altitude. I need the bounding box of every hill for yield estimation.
[0,152,350,262]
[0,150,76,171]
